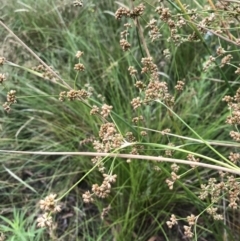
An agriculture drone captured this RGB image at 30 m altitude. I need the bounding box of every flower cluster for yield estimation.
[37,194,61,228]
[82,173,117,203]
[3,90,17,112]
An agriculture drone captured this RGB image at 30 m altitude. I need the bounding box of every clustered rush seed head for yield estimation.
[229,152,240,164]
[120,39,131,51]
[132,115,143,123]
[93,122,123,154]
[75,50,84,58]
[203,55,216,71]
[100,104,113,118]
[90,105,99,115]
[146,18,161,41]
[39,193,61,213]
[166,214,178,228]
[187,154,200,168]
[82,191,94,203]
[155,7,172,22]
[216,46,226,56]
[82,173,117,203]
[206,207,223,220]
[183,225,194,238]
[3,90,17,112]
[0,57,5,65]
[220,54,233,68]
[32,65,57,80]
[134,81,146,90]
[37,193,61,228]
[101,205,111,220]
[115,4,145,20]
[199,175,240,210]
[163,48,170,59]
[175,80,185,91]
[74,63,85,71]
[131,97,142,109]
[141,57,158,74]
[223,88,240,139]
[37,213,53,228]
[128,66,137,76]
[59,89,90,102]
[73,0,83,7]
[0,73,6,84]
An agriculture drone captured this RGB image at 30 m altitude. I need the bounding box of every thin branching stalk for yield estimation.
[0,150,240,175]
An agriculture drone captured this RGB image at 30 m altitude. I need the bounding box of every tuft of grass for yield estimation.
[1,0,240,240]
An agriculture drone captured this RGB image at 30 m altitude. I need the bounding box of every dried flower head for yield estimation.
[39,193,61,213]
[175,80,185,91]
[101,104,113,118]
[59,91,67,101]
[37,213,53,228]
[101,205,111,220]
[166,214,178,228]
[73,0,83,7]
[220,54,233,68]
[0,73,6,84]
[90,105,100,115]
[75,51,84,58]
[0,57,5,65]
[183,225,194,238]
[2,102,11,112]
[120,39,131,51]
[74,63,85,71]
[7,90,17,104]
[131,97,142,109]
[128,66,137,76]
[82,191,94,203]
[67,89,89,100]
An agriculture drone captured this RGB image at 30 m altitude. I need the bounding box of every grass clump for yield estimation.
[1,0,240,240]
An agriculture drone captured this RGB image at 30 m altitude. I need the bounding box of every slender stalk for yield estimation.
[0,20,71,89]
[0,150,240,175]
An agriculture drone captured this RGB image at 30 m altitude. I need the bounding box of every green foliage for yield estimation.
[1,0,240,240]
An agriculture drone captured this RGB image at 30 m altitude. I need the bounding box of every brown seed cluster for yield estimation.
[128,66,137,76]
[73,0,83,7]
[0,56,6,84]
[175,80,185,91]
[129,56,174,112]
[0,73,6,84]
[229,152,240,164]
[0,57,5,65]
[166,164,180,190]
[115,4,145,20]
[223,88,240,142]
[167,213,197,238]
[59,89,90,101]
[187,154,200,168]
[74,63,85,71]
[37,194,61,228]
[199,175,240,211]
[101,205,111,220]
[146,18,161,41]
[220,54,233,68]
[100,104,113,118]
[132,115,143,123]
[32,65,56,80]
[82,173,117,203]
[3,90,17,113]
[93,122,123,153]
[166,214,178,228]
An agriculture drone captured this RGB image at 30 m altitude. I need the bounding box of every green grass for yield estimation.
[1,0,240,240]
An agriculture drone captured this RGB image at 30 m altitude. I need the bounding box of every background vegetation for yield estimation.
[0,0,240,240]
